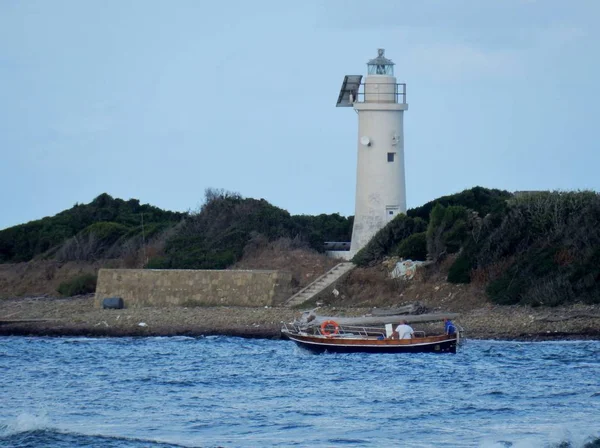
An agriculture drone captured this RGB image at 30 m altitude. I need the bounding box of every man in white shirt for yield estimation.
[390,320,414,339]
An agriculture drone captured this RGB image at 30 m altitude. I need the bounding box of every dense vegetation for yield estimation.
[353,187,600,306]
[0,193,183,265]
[352,215,427,266]
[0,194,183,264]
[407,186,512,221]
[146,189,352,269]
[467,191,600,306]
[3,186,598,307]
[0,189,352,271]
[57,273,98,297]
[353,186,511,267]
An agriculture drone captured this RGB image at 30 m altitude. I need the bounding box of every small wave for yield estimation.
[277,423,314,430]
[297,410,324,417]
[327,437,369,444]
[0,412,51,436]
[157,379,197,387]
[485,390,506,396]
[0,429,190,448]
[480,436,600,448]
[60,337,103,344]
[456,405,515,415]
[545,436,600,448]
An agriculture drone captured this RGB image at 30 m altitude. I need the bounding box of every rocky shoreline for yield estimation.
[1,295,600,341]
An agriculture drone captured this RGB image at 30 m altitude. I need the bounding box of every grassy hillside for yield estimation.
[4,186,597,307]
[146,189,352,269]
[353,186,512,267]
[0,193,183,264]
[0,189,352,271]
[353,187,600,307]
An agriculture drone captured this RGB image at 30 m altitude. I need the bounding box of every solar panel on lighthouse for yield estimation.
[336,75,362,107]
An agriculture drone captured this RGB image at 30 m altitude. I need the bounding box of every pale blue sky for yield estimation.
[1,0,599,230]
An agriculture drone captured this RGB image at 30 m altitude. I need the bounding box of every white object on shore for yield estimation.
[390,260,426,280]
[138,322,148,327]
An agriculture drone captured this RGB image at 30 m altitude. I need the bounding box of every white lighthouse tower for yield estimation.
[336,49,408,255]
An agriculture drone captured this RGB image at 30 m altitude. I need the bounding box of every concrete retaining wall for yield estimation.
[94,269,293,308]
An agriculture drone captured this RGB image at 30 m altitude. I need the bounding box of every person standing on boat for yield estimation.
[391,320,414,339]
[444,318,456,335]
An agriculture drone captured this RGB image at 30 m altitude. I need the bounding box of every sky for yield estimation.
[1,0,599,230]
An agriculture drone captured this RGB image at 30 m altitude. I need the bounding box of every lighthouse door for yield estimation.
[386,206,400,222]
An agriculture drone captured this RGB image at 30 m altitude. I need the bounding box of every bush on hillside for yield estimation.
[0,187,353,269]
[151,190,294,269]
[426,204,471,262]
[148,188,353,270]
[447,254,473,284]
[473,191,600,305]
[407,186,511,222]
[82,222,130,243]
[0,193,183,263]
[54,221,156,262]
[57,273,97,297]
[352,214,427,266]
[391,232,427,261]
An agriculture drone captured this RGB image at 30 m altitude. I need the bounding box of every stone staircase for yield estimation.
[284,262,355,308]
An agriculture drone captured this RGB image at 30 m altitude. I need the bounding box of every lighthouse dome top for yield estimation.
[367,48,394,75]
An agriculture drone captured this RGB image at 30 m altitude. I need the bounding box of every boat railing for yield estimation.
[319,325,387,338]
[324,326,431,339]
[283,322,433,339]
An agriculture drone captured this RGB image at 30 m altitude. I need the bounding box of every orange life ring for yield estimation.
[320,320,340,337]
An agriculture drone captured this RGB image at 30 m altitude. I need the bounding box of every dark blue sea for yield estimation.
[1,337,599,448]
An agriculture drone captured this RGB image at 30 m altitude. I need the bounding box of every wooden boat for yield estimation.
[281,318,462,354]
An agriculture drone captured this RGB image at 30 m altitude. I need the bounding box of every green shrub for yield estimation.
[408,186,512,221]
[352,215,427,266]
[150,189,353,270]
[479,192,600,306]
[0,187,353,268]
[485,266,524,305]
[392,232,427,260]
[0,193,183,263]
[83,222,129,243]
[426,204,470,261]
[57,273,97,296]
[145,256,169,269]
[447,254,472,284]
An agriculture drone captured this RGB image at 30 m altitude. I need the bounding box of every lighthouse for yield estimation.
[336,49,408,255]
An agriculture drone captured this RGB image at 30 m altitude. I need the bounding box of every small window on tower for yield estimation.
[387,152,395,162]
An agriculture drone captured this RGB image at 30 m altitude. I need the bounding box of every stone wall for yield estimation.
[94,269,293,308]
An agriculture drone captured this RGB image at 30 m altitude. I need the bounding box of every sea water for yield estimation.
[0,336,599,448]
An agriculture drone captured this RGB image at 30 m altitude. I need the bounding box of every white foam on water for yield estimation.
[479,424,599,448]
[1,412,51,436]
